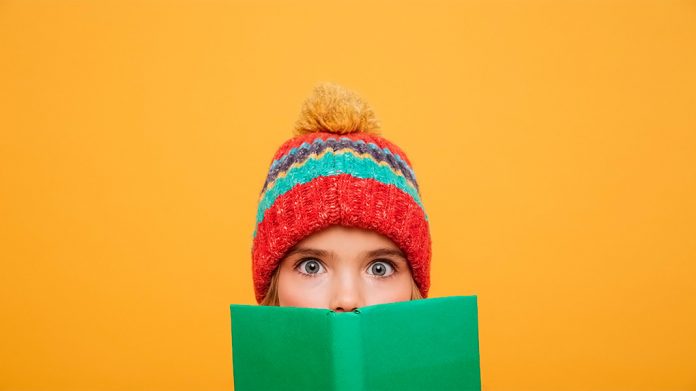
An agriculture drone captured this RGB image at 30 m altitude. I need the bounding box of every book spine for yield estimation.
[330,311,364,391]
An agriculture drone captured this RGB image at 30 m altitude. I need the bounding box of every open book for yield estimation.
[230,296,481,391]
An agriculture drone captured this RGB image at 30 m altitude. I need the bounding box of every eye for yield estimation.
[296,258,326,276]
[367,261,395,277]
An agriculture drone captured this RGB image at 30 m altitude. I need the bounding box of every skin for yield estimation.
[277,226,413,311]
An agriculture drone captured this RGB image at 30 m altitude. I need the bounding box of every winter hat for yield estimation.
[251,83,431,303]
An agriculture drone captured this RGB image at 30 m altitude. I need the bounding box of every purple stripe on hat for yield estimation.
[260,137,419,195]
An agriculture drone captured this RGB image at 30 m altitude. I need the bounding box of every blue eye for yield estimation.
[297,259,326,275]
[368,261,395,277]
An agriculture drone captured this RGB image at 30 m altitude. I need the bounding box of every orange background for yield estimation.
[1,1,695,390]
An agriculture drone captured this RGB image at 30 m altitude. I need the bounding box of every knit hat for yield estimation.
[251,83,431,303]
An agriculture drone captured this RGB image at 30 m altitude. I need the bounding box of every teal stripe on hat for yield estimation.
[255,150,425,229]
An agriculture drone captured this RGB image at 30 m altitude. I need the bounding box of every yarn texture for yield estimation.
[252,83,431,303]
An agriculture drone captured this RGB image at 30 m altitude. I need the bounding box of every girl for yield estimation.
[251,83,431,311]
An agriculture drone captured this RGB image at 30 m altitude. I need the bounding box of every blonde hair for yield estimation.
[260,267,423,306]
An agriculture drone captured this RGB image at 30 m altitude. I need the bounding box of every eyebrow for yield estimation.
[366,248,406,259]
[284,248,330,258]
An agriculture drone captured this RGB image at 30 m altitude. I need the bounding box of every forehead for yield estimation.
[292,225,401,254]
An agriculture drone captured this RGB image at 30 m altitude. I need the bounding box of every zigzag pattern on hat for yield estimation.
[255,139,426,234]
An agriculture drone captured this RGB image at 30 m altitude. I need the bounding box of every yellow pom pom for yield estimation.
[294,82,380,135]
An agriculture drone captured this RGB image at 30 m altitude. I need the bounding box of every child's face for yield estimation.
[276,225,414,311]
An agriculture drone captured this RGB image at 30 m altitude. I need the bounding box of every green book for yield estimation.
[230,296,481,391]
